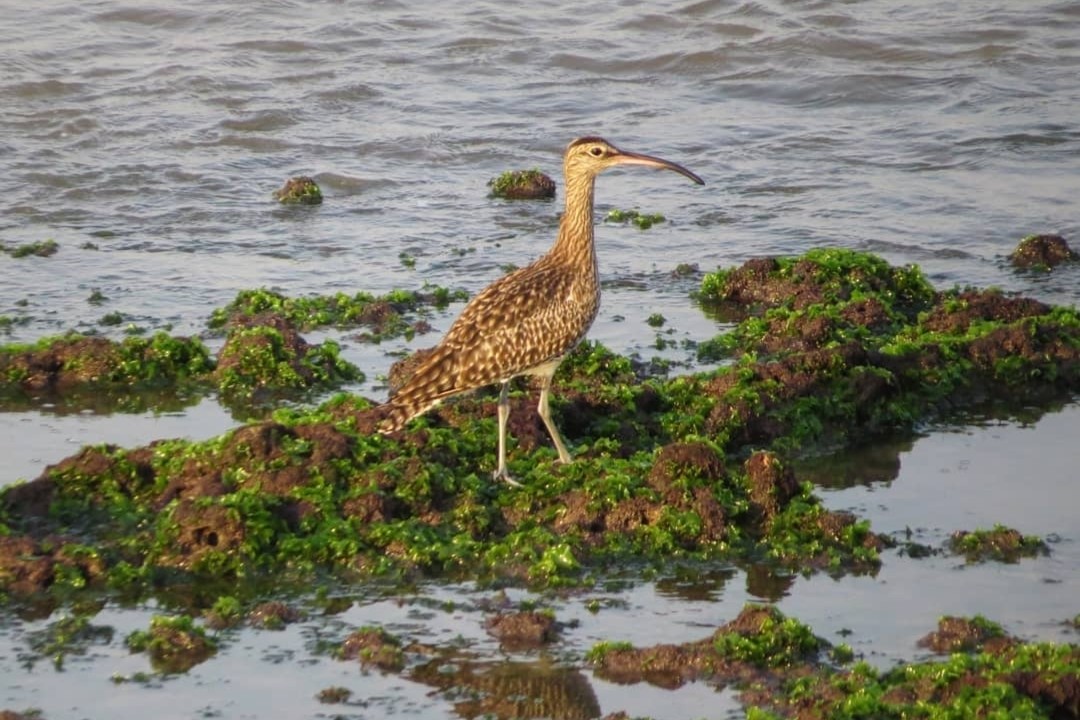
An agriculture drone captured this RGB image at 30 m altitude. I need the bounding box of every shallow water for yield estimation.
[2,0,1080,717]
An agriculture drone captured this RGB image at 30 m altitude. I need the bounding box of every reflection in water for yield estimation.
[654,565,737,603]
[795,397,1076,491]
[0,385,205,416]
[794,435,910,490]
[411,654,600,720]
[743,563,797,602]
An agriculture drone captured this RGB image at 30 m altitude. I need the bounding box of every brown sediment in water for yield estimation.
[917,616,1014,654]
[485,610,560,649]
[339,626,405,672]
[411,654,601,720]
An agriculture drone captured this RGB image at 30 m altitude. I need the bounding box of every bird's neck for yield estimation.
[550,172,597,272]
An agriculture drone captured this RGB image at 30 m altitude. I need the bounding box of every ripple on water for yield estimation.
[2,1,1080,716]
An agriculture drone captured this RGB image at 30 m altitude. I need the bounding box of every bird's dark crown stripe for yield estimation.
[568,136,608,148]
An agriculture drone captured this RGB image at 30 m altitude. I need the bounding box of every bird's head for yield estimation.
[563,136,704,185]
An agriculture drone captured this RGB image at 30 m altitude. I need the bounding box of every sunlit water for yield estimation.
[2,1,1079,717]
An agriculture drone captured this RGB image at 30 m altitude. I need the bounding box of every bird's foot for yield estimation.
[492,467,523,488]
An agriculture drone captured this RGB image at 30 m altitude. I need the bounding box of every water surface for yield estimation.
[2,1,1079,717]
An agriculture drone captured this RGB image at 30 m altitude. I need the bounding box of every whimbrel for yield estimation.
[378,136,704,484]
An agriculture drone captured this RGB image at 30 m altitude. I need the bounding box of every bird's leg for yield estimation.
[493,381,522,487]
[538,371,573,465]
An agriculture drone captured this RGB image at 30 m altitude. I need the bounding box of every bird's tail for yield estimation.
[377,346,462,434]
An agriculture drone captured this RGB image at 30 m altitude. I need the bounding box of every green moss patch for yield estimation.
[337,625,405,672]
[125,614,217,674]
[272,176,323,205]
[948,525,1049,564]
[692,249,1080,455]
[0,284,470,413]
[591,608,1080,720]
[487,169,556,200]
[1,250,1079,604]
[208,286,466,342]
[2,239,59,258]
[589,604,825,686]
[1009,233,1077,271]
[605,208,666,230]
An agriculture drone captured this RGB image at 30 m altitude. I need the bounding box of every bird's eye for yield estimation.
[589,146,604,157]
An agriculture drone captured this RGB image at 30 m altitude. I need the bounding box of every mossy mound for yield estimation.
[213,311,361,409]
[0,286,469,415]
[0,332,214,413]
[2,239,59,258]
[589,605,824,689]
[124,614,217,674]
[590,607,1080,720]
[0,367,880,602]
[2,250,1079,603]
[1009,233,1077,270]
[487,169,556,200]
[693,248,1080,454]
[948,524,1049,564]
[0,332,213,391]
[272,176,323,205]
[208,286,465,342]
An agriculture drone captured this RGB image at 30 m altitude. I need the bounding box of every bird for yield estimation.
[378,136,704,485]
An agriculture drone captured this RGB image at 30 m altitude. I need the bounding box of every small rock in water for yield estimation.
[1008,233,1077,270]
[487,169,556,200]
[273,175,323,204]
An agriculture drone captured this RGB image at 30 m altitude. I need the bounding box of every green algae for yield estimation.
[3,239,59,258]
[754,637,1080,719]
[605,208,666,229]
[692,249,1080,457]
[337,625,405,671]
[1009,233,1078,271]
[591,607,1079,720]
[711,604,822,668]
[125,614,217,673]
[2,249,1079,616]
[214,324,361,408]
[1,284,467,412]
[948,525,1049,563]
[24,613,114,670]
[272,176,323,205]
[0,332,215,414]
[208,286,466,341]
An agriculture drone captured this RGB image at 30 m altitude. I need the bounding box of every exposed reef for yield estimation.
[2,249,1078,718]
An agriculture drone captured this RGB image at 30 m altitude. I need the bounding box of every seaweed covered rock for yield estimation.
[2,250,1079,601]
[1009,233,1078,270]
[125,615,217,673]
[694,249,1080,454]
[918,615,1011,654]
[593,608,1080,720]
[213,311,361,405]
[590,604,824,688]
[947,525,1049,563]
[487,169,556,200]
[208,286,457,342]
[338,626,405,672]
[273,175,323,204]
[485,610,559,649]
[0,333,212,393]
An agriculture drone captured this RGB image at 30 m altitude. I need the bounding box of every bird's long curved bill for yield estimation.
[614,150,705,185]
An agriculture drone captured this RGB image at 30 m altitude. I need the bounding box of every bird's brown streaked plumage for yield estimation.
[378,136,704,484]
